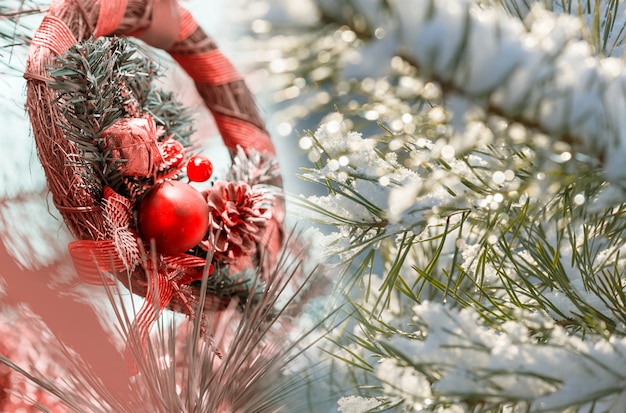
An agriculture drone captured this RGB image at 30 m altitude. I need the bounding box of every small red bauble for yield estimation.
[186,155,214,182]
[137,180,209,255]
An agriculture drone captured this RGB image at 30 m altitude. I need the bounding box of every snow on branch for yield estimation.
[394,0,626,184]
[378,301,626,411]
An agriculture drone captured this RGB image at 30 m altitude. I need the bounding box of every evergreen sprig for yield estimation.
[240,0,626,409]
[48,37,193,198]
[297,104,626,408]
[292,44,626,413]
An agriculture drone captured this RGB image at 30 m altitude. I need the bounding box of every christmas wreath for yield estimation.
[24,0,285,319]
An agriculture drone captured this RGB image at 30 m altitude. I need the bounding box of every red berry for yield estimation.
[160,138,185,170]
[187,155,214,182]
[137,180,209,255]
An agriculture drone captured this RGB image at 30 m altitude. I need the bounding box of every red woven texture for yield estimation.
[95,0,128,37]
[30,15,75,57]
[170,8,277,156]
[173,50,241,85]
[175,5,196,42]
[212,112,277,154]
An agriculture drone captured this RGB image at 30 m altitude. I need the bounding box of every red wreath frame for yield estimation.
[24,0,284,316]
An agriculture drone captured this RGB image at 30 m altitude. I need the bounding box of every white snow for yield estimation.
[378,301,626,411]
[393,0,626,186]
[337,395,382,413]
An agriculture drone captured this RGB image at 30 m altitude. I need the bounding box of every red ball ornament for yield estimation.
[137,180,209,255]
[187,155,214,182]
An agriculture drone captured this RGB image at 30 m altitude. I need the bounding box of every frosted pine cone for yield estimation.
[202,180,271,265]
[226,146,282,187]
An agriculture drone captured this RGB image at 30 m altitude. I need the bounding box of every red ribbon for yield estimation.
[95,0,128,38]
[69,241,209,287]
[68,240,122,285]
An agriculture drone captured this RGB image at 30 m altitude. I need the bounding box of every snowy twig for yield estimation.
[394,0,626,184]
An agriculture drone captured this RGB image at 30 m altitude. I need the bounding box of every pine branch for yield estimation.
[392,0,626,186]
[48,37,193,198]
[294,85,626,411]
[371,301,626,412]
[0,230,336,412]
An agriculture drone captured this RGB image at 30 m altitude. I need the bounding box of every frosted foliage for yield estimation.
[543,284,607,323]
[395,0,626,185]
[376,358,432,410]
[236,0,626,410]
[305,121,487,234]
[456,220,626,327]
[380,302,626,411]
[458,243,499,285]
[314,126,384,174]
[388,181,457,227]
[386,153,487,227]
[387,180,424,225]
[303,123,421,226]
[360,274,403,325]
[541,239,626,325]
[302,117,626,408]
[308,192,376,223]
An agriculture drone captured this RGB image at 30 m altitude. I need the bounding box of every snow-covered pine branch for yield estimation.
[372,301,626,412]
[218,0,626,411]
[394,0,626,184]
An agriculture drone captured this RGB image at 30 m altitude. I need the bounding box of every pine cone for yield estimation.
[202,180,271,265]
